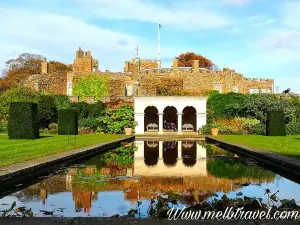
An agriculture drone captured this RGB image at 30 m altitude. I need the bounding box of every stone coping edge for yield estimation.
[206,136,300,177]
[0,136,135,182]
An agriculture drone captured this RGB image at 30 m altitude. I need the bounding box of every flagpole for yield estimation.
[158,22,161,69]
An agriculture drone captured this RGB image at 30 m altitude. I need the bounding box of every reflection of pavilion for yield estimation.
[134,141,207,176]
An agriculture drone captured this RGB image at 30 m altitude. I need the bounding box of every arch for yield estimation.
[163,141,178,167]
[182,106,197,132]
[163,106,178,131]
[144,106,159,132]
[144,141,159,166]
[182,141,196,167]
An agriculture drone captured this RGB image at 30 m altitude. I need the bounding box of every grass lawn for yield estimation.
[215,135,300,160]
[0,134,126,168]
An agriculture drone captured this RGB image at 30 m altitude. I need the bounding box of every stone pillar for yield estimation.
[178,141,182,159]
[192,60,199,70]
[196,113,207,132]
[41,61,48,74]
[159,141,163,159]
[177,113,183,134]
[173,58,178,70]
[158,113,163,134]
[134,113,145,134]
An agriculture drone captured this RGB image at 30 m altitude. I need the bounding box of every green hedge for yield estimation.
[58,109,78,135]
[266,111,286,136]
[8,102,39,139]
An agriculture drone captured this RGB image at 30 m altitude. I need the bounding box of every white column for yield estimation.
[177,113,183,134]
[159,141,163,159]
[134,113,145,134]
[178,141,182,159]
[196,113,207,132]
[158,113,163,134]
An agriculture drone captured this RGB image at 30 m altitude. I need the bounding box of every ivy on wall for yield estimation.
[73,74,110,100]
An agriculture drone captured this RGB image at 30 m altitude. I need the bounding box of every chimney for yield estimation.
[192,60,199,69]
[173,58,178,70]
[41,61,48,74]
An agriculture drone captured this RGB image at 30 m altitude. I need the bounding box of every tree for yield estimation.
[176,52,216,70]
[48,61,72,74]
[1,53,45,89]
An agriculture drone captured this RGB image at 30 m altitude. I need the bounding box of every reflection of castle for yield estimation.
[18,141,276,214]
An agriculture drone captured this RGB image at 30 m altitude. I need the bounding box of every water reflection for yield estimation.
[1,141,299,217]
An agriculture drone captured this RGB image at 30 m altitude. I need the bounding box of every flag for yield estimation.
[158,23,161,29]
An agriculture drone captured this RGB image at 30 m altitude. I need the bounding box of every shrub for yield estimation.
[38,95,58,128]
[266,111,286,136]
[8,102,39,139]
[0,88,41,120]
[48,123,58,134]
[207,93,247,122]
[71,101,105,120]
[79,118,103,131]
[216,118,260,134]
[79,127,95,134]
[53,95,71,110]
[0,120,7,133]
[246,123,266,135]
[286,122,300,135]
[58,109,78,135]
[98,105,136,134]
[199,123,234,135]
[245,94,295,124]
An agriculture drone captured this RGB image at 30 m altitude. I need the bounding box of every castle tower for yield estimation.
[41,60,48,74]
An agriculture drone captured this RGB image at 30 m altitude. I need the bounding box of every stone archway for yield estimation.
[182,106,197,132]
[163,141,178,167]
[163,106,178,131]
[182,141,197,167]
[144,141,159,166]
[144,106,159,132]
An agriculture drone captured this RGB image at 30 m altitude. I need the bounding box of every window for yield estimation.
[213,83,222,93]
[249,89,259,94]
[125,84,133,96]
[233,87,239,93]
[67,82,72,96]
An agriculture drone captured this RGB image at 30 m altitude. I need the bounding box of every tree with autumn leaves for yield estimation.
[176,52,217,70]
[0,53,72,92]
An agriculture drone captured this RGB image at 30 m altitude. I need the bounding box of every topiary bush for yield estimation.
[8,102,39,139]
[266,111,286,136]
[286,122,300,135]
[58,109,78,135]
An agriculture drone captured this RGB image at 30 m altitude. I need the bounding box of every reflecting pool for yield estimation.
[1,141,300,217]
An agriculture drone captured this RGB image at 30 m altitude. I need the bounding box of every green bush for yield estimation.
[97,105,136,134]
[0,120,7,133]
[48,123,58,134]
[71,101,105,120]
[286,122,300,135]
[38,95,58,128]
[79,117,103,131]
[8,102,39,139]
[53,95,71,110]
[58,109,78,135]
[245,123,266,135]
[266,111,286,136]
[0,88,41,120]
[245,94,295,124]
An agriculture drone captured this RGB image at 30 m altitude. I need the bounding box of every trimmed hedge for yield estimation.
[58,109,78,135]
[266,111,286,136]
[8,102,39,139]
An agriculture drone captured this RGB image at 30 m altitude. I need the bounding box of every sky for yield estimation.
[0,0,300,92]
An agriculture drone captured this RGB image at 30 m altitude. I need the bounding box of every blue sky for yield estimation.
[0,0,300,92]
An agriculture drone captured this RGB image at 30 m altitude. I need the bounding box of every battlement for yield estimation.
[76,47,92,59]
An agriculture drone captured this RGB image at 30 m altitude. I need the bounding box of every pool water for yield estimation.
[1,140,300,217]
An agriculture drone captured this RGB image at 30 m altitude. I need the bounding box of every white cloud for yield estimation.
[76,0,230,30]
[252,19,275,27]
[0,6,186,73]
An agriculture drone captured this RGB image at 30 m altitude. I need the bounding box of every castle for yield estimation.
[25,47,275,103]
